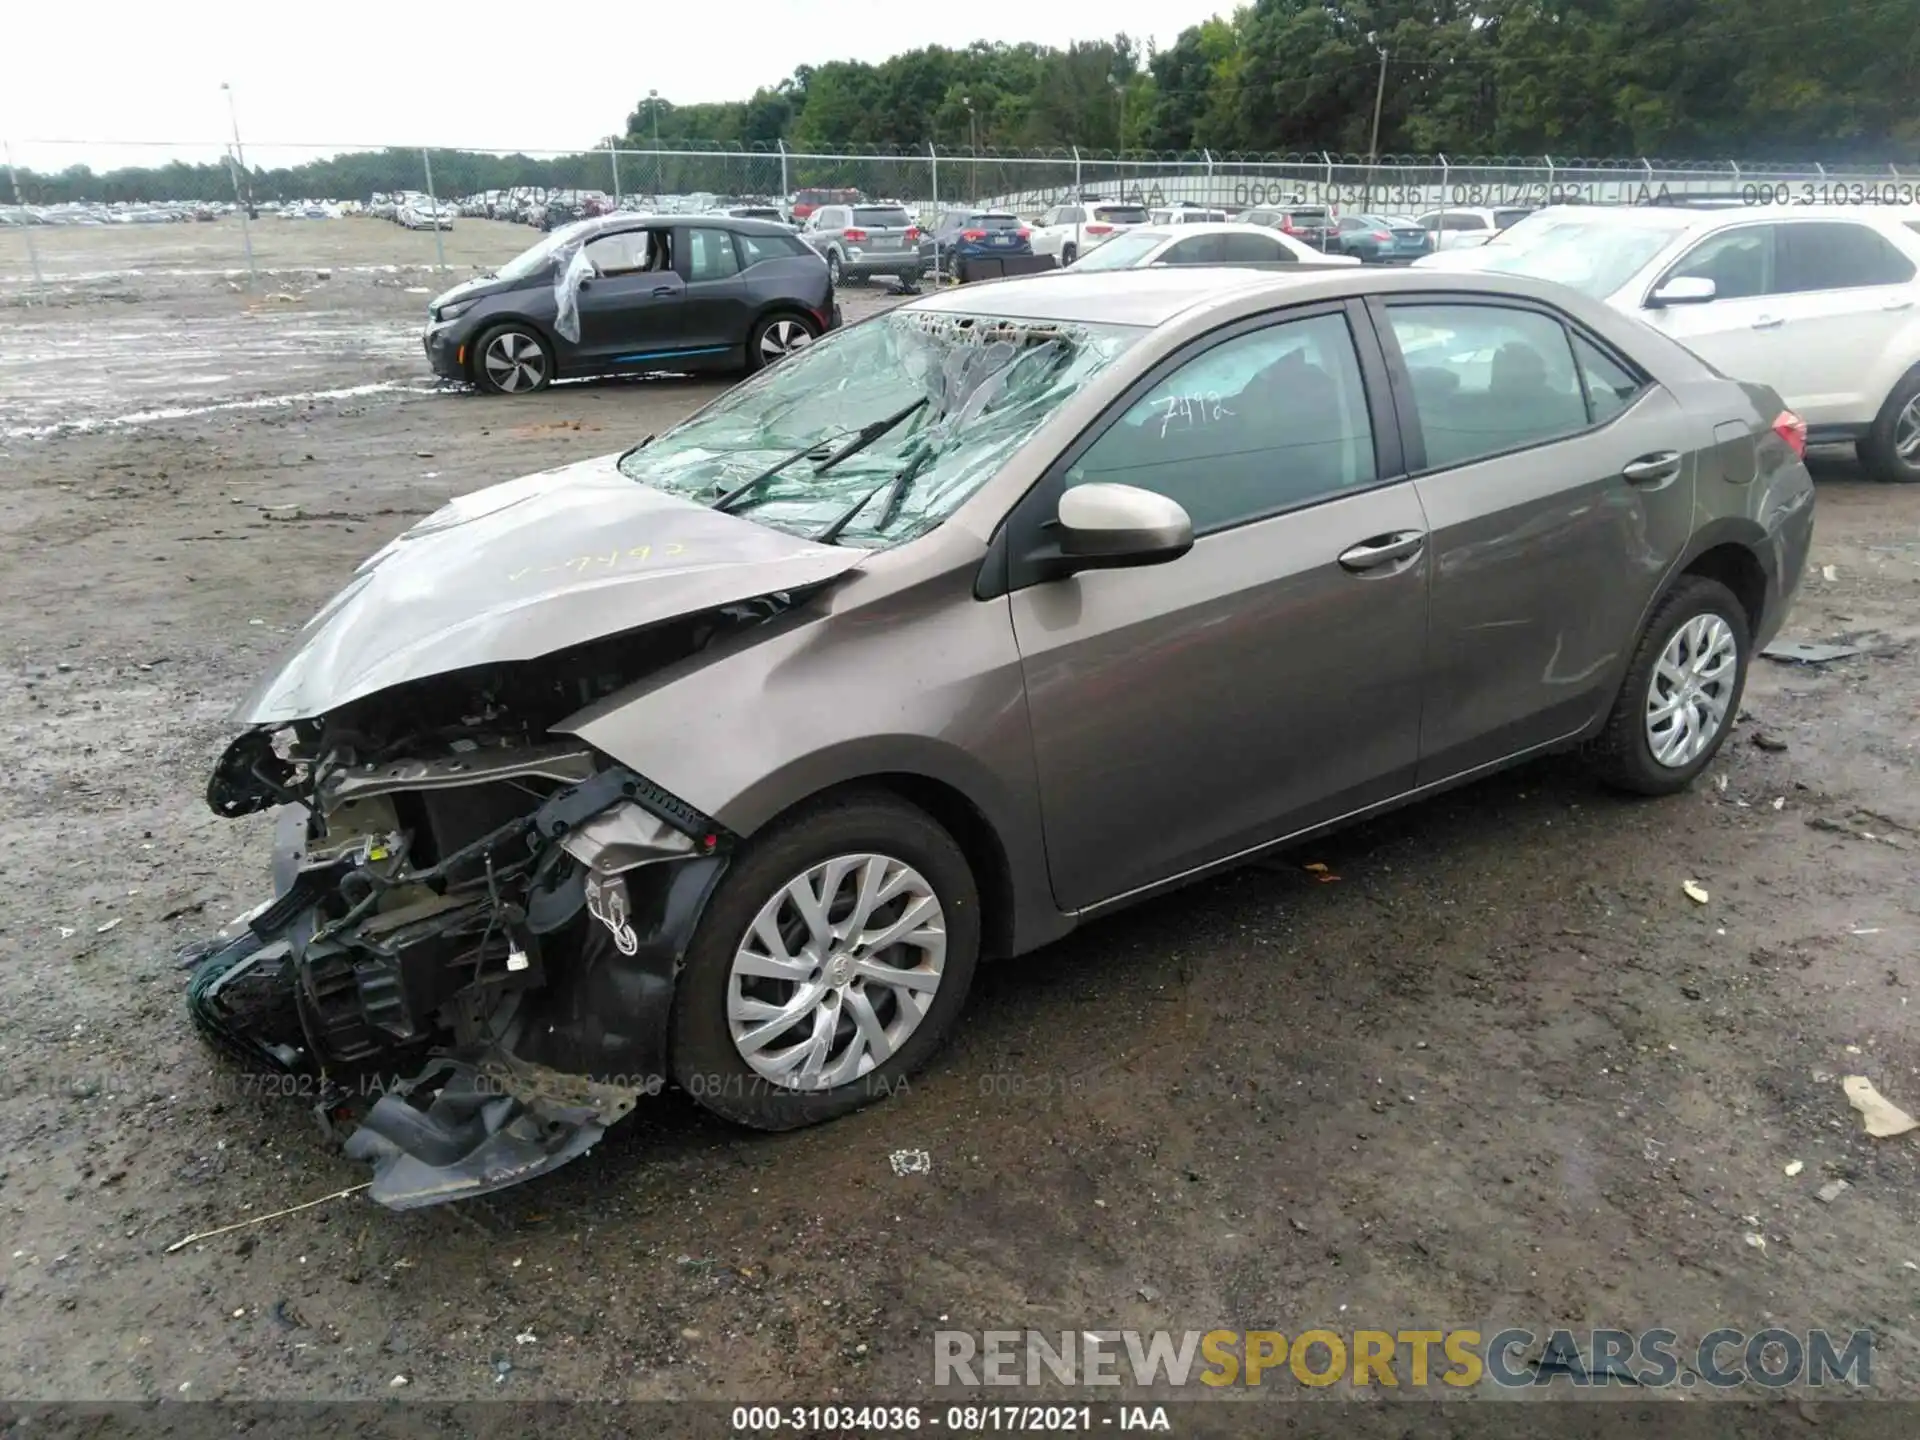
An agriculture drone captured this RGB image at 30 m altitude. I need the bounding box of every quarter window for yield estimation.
[1218,232,1290,263]
[1776,221,1916,291]
[1386,304,1591,469]
[1161,235,1224,265]
[736,231,798,267]
[1571,334,1644,424]
[1064,313,1377,533]
[687,228,741,281]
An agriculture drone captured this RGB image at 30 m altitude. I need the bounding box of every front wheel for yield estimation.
[1588,576,1750,795]
[825,251,843,285]
[1859,370,1920,483]
[1059,244,1077,267]
[670,792,980,1131]
[471,323,554,395]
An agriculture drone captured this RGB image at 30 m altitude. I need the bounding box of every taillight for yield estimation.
[961,229,986,241]
[843,228,868,242]
[1016,227,1030,239]
[1281,218,1296,232]
[1084,223,1113,235]
[1773,409,1808,458]
[904,226,920,241]
[1372,231,1390,241]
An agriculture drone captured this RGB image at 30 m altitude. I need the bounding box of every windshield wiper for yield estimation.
[712,396,928,515]
[813,444,936,546]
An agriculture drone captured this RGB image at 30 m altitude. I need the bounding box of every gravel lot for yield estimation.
[2,218,1918,1409]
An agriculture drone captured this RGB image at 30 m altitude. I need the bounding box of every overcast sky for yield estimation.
[5,1,1233,173]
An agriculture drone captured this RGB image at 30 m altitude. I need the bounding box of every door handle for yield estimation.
[1337,531,1425,572]
[651,285,676,297]
[1622,451,1682,485]
[1751,314,1783,329]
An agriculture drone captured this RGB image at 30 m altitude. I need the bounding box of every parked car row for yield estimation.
[2,200,234,226]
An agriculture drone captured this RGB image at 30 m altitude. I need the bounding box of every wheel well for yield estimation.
[754,303,822,336]
[1682,544,1767,635]
[802,774,1017,962]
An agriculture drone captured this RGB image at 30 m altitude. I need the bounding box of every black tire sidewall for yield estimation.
[669,795,981,1130]
[1600,577,1752,793]
[1863,371,1920,483]
[746,312,818,373]
[470,322,553,394]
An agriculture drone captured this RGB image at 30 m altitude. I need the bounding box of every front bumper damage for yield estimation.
[183,732,730,1209]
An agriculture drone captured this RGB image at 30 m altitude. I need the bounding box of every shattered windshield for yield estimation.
[495,219,596,280]
[619,310,1143,547]
[1474,218,1690,299]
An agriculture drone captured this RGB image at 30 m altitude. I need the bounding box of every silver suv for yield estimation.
[802,202,927,288]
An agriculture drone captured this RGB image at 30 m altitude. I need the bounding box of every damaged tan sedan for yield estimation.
[186,267,1814,1207]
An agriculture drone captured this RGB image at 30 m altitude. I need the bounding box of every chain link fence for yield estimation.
[8,139,1920,291]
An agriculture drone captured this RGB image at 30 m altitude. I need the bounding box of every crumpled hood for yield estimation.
[429,273,521,310]
[233,452,863,725]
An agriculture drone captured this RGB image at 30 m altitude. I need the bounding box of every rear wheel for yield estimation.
[1060,243,1078,267]
[1588,576,1750,795]
[670,793,980,1131]
[471,323,553,395]
[826,250,843,285]
[1858,370,1920,483]
[747,312,818,372]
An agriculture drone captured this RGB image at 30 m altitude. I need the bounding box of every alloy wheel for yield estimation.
[726,853,947,1091]
[482,331,546,393]
[1644,613,1738,768]
[1895,394,1920,463]
[759,319,814,365]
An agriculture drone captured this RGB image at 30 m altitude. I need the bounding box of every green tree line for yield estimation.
[11,0,1917,204]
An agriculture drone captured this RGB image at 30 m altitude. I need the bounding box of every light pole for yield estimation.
[1365,39,1389,209]
[219,82,257,290]
[649,89,663,202]
[962,96,977,202]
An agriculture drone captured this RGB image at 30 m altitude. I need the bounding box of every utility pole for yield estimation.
[649,90,663,203]
[220,82,258,291]
[4,141,45,302]
[1365,45,1388,211]
[962,97,978,203]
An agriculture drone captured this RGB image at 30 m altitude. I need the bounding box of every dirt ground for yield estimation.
[2,218,1918,1411]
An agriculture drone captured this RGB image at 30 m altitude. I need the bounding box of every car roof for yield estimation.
[1141,221,1299,240]
[900,262,1656,331]
[583,212,795,237]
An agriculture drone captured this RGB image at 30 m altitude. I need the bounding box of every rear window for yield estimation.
[853,207,912,227]
[1093,204,1149,224]
[1284,208,1330,224]
[1494,209,1532,229]
[968,214,1023,230]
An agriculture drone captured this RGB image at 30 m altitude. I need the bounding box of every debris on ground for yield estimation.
[1302,862,1340,883]
[1744,1233,1767,1253]
[1683,881,1710,905]
[95,918,121,934]
[1761,641,1864,665]
[1784,1160,1804,1177]
[1751,732,1789,752]
[889,1149,933,1177]
[1843,1076,1919,1138]
[164,1182,372,1253]
[1816,1179,1852,1204]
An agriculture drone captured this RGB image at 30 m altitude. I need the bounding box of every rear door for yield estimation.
[675,225,753,359]
[1766,219,1919,426]
[1004,303,1428,910]
[575,227,684,365]
[1369,295,1699,779]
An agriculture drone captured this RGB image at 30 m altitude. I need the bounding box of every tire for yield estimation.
[670,791,981,1131]
[825,250,843,285]
[1588,576,1751,796]
[746,311,819,373]
[1060,243,1078,267]
[1858,369,1920,483]
[471,323,554,395]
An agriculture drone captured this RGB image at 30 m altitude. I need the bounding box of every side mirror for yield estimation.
[1648,276,1716,308]
[1051,483,1193,573]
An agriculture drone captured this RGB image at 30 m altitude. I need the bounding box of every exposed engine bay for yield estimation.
[181,604,784,1209]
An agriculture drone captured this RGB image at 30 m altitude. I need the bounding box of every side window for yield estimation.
[1777,222,1916,291]
[1219,232,1290,263]
[1663,226,1775,300]
[1161,235,1223,265]
[1571,333,1645,425]
[688,228,741,281]
[736,232,790,268]
[1386,303,1590,469]
[1418,213,1442,231]
[585,231,650,275]
[1063,313,1378,533]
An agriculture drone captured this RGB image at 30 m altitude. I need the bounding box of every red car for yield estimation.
[789,187,864,224]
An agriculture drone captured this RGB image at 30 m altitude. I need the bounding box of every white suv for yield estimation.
[1454,203,1920,481]
[1030,199,1152,267]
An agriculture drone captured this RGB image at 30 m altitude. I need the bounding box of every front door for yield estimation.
[676,226,753,363]
[1006,304,1430,911]
[1368,296,1700,780]
[575,227,685,367]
